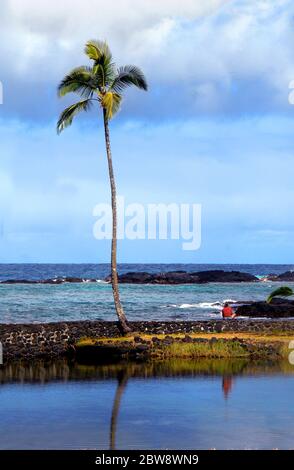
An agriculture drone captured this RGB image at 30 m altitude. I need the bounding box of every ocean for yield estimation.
[0,263,293,324]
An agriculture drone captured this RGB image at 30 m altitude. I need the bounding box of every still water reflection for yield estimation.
[0,359,293,449]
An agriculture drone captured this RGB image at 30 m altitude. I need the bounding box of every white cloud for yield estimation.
[2,1,294,262]
[1,0,293,118]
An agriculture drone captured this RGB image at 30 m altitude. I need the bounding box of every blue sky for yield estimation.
[1,0,294,263]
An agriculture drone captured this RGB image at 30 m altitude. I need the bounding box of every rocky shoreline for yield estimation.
[235,298,294,318]
[1,319,294,362]
[1,269,294,285]
[104,270,258,284]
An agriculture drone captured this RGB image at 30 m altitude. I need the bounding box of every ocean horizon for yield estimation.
[1,263,293,324]
[1,262,294,281]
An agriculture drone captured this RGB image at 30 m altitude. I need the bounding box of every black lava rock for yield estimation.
[105,270,258,284]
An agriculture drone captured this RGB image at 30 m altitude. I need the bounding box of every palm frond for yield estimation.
[110,65,148,93]
[100,91,122,119]
[84,40,115,89]
[267,286,294,304]
[85,40,112,62]
[57,40,148,130]
[58,66,96,98]
[93,58,116,89]
[57,99,93,134]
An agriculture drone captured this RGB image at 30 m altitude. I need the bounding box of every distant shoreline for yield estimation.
[1,268,294,284]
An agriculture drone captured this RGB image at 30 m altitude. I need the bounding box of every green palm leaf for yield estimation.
[111,65,148,93]
[267,286,294,304]
[57,99,93,134]
[58,66,96,98]
[84,40,112,62]
[57,40,148,125]
[93,57,116,89]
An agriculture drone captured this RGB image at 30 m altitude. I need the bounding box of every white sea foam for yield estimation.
[164,299,238,310]
[178,302,222,310]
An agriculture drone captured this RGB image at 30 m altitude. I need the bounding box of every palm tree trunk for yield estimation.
[103,109,131,334]
[109,370,129,450]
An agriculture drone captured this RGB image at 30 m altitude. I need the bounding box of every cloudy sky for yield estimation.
[1,0,294,263]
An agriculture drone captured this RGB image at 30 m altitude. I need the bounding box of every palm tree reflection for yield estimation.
[110,369,129,450]
[108,367,237,449]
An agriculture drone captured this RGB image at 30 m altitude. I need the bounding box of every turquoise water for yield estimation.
[1,280,294,323]
[0,360,293,449]
[0,264,294,323]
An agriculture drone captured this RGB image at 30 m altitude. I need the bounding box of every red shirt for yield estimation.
[222,306,234,318]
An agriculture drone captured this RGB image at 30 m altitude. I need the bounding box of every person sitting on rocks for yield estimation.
[222,303,236,318]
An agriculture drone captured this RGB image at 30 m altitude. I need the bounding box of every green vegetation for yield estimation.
[75,331,292,360]
[162,340,249,358]
[76,330,294,345]
[57,40,147,334]
[267,286,294,304]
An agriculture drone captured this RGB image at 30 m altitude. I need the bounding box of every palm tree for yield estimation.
[267,286,294,304]
[57,40,147,334]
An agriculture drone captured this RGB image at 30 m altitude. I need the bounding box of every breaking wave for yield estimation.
[164,299,238,310]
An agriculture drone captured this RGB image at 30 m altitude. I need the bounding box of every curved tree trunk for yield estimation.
[103,109,132,334]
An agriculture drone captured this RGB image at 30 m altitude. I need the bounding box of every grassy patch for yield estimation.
[161,340,249,358]
[76,331,294,346]
[76,336,133,347]
[75,331,294,360]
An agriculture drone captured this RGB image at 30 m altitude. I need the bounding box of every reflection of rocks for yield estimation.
[1,357,291,385]
[105,270,258,284]
[236,298,294,318]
